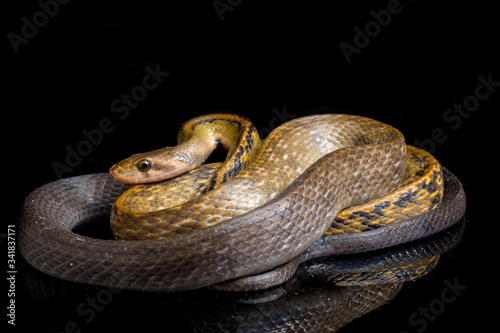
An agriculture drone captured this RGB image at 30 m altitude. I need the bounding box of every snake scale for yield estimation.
[18,114,466,292]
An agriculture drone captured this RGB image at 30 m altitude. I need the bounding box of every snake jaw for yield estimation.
[155,159,194,181]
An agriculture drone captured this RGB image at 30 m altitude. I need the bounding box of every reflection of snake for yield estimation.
[20,212,465,333]
[19,114,466,292]
[192,284,404,332]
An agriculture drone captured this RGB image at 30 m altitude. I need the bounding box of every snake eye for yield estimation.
[136,159,152,172]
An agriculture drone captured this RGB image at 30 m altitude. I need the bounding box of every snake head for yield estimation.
[109,148,194,184]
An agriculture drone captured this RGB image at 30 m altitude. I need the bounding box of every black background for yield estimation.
[5,0,499,332]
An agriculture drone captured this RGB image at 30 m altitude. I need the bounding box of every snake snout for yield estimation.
[109,164,134,184]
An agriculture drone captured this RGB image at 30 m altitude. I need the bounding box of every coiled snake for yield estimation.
[19,114,466,292]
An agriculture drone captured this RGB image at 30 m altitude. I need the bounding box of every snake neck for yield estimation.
[178,114,262,191]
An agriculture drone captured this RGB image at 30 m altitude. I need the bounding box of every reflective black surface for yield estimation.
[17,219,465,332]
[7,1,497,332]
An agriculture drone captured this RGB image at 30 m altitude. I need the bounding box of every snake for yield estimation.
[18,114,466,292]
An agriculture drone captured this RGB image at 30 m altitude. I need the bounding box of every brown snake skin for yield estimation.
[18,114,466,292]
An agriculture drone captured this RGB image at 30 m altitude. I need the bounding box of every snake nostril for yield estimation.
[109,166,123,177]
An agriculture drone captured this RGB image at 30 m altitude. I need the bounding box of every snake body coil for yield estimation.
[18,114,466,292]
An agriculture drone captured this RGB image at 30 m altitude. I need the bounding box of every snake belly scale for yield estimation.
[18,114,466,292]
